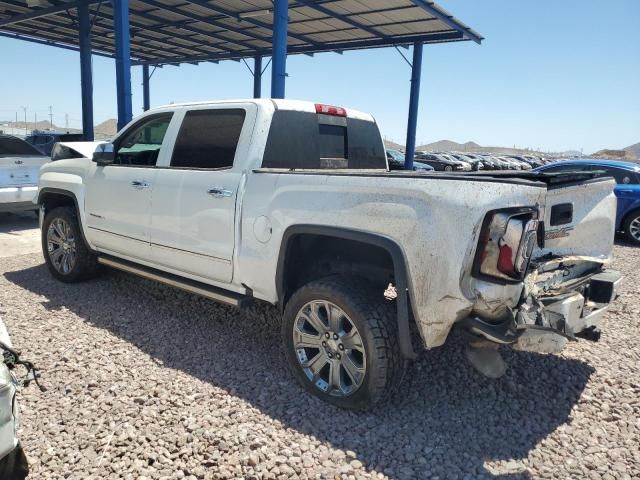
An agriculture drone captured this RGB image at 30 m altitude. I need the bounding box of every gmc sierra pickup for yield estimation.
[37,99,621,409]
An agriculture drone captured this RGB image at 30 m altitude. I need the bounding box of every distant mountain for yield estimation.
[590,142,639,162]
[623,142,640,159]
[383,139,405,151]
[95,118,118,139]
[418,140,481,152]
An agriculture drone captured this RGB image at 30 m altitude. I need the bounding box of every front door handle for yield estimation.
[131,180,150,189]
[207,187,233,198]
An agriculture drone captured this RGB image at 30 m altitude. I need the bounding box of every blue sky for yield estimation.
[1,0,639,153]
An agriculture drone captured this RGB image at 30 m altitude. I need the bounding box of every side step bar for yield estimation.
[97,255,252,308]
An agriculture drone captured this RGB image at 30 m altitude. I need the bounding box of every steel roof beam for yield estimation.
[0,0,100,27]
[0,0,199,60]
[135,30,464,66]
[89,7,228,56]
[409,0,483,44]
[183,0,321,47]
[0,29,115,58]
[293,0,386,39]
[136,0,263,50]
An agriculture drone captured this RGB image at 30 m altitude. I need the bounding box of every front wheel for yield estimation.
[623,210,640,245]
[42,206,99,282]
[444,165,453,172]
[282,276,406,410]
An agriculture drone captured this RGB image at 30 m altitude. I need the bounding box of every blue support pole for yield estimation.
[253,55,262,98]
[78,2,94,141]
[270,0,288,99]
[113,0,132,130]
[404,42,423,170]
[142,64,151,111]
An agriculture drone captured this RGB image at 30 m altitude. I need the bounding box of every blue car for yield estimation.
[535,159,640,244]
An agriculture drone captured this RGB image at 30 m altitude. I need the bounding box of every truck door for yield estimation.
[84,112,174,261]
[150,104,256,283]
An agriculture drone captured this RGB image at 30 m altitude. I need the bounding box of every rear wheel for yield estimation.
[623,210,640,245]
[42,206,99,282]
[282,276,406,410]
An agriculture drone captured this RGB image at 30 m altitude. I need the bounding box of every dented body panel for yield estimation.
[38,99,620,354]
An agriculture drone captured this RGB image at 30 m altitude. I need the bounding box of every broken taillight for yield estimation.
[474,208,539,282]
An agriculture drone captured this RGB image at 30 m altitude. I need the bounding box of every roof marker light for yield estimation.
[315,104,347,117]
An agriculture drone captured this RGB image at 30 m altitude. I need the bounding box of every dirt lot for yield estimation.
[0,213,638,480]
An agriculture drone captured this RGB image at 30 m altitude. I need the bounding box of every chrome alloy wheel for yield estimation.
[46,218,77,274]
[630,216,640,242]
[292,300,366,397]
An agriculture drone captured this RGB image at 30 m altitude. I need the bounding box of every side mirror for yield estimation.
[92,143,115,165]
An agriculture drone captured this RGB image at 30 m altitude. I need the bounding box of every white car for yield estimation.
[37,99,621,409]
[0,136,49,214]
[0,319,29,478]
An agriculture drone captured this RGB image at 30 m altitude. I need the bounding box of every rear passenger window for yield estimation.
[591,166,638,185]
[171,109,245,169]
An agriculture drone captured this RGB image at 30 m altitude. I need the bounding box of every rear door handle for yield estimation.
[207,187,233,198]
[131,180,150,189]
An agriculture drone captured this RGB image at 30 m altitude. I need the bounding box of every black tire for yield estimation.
[282,276,406,410]
[444,165,453,172]
[622,209,640,245]
[42,206,99,282]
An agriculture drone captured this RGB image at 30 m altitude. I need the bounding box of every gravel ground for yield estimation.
[0,242,638,480]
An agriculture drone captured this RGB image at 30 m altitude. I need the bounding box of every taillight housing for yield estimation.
[473,208,539,282]
[315,103,347,117]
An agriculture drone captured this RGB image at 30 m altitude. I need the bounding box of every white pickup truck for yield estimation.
[37,99,621,409]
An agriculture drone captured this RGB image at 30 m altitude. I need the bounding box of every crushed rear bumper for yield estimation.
[462,269,622,353]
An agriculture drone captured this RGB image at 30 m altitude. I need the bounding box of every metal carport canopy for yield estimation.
[0,0,483,165]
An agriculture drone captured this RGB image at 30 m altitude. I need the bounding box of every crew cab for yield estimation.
[36,99,621,409]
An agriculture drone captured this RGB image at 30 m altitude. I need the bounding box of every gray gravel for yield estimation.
[0,242,638,479]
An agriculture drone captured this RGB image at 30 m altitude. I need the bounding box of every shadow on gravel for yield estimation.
[6,264,594,480]
[0,212,38,233]
[614,233,639,248]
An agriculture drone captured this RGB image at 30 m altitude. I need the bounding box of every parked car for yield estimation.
[0,317,37,479]
[448,153,483,171]
[386,149,434,172]
[463,153,498,170]
[416,152,469,171]
[0,135,50,214]
[24,131,84,156]
[535,159,640,244]
[38,99,621,409]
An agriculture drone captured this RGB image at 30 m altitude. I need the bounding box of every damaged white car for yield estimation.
[1,317,44,479]
[36,99,621,409]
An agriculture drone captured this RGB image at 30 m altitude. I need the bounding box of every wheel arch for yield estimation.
[38,188,93,252]
[276,225,417,359]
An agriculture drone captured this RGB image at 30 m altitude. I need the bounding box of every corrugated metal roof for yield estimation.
[0,0,483,65]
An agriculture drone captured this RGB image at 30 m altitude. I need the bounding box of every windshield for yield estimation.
[0,136,43,156]
[387,149,404,161]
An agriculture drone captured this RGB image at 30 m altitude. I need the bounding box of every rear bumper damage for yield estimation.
[464,268,622,353]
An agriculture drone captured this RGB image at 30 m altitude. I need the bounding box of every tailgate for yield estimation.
[537,177,616,261]
[0,156,48,186]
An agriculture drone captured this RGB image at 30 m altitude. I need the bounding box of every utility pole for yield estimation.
[22,107,27,135]
[34,112,37,132]
[49,106,53,130]
[65,113,69,129]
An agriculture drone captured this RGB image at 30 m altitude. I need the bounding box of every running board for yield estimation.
[97,255,252,308]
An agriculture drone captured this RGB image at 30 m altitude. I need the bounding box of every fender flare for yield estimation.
[37,188,93,253]
[276,225,417,359]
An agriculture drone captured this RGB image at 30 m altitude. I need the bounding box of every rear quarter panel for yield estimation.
[237,171,547,348]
